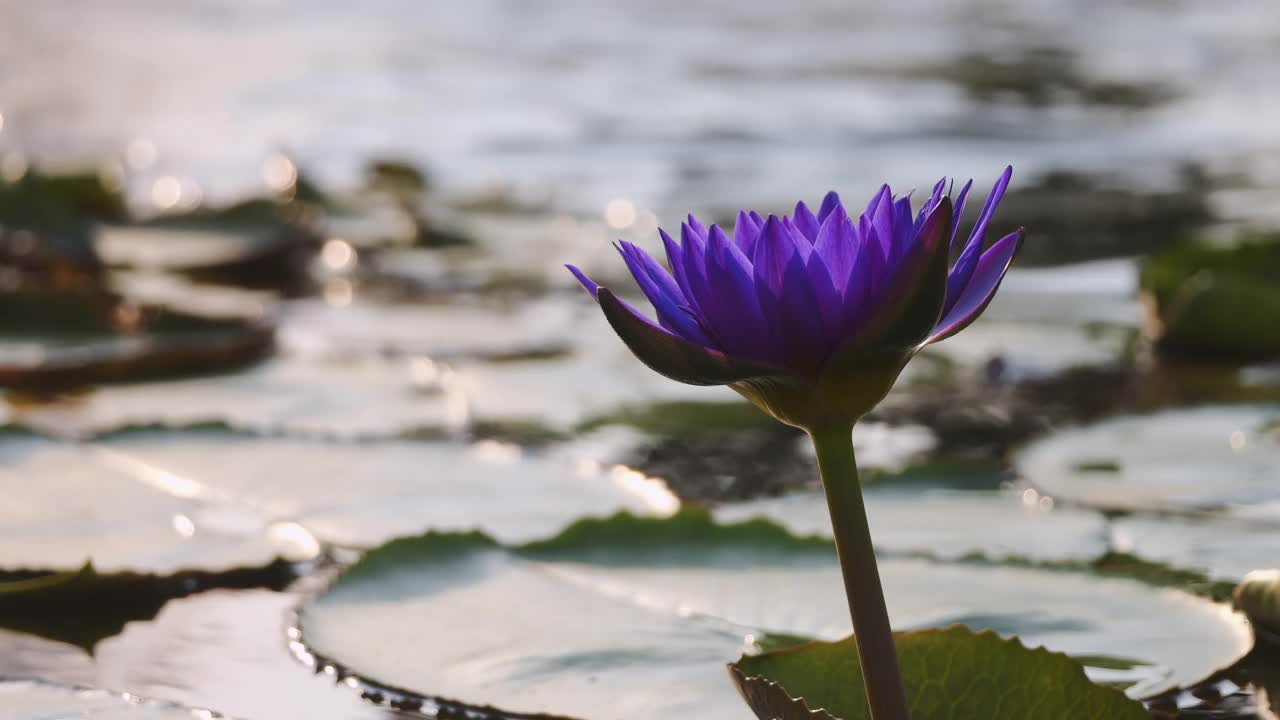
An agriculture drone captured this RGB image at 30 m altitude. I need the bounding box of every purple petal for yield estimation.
[870,188,897,263]
[863,184,890,217]
[805,250,843,343]
[893,194,915,248]
[733,210,763,257]
[813,203,858,291]
[928,229,1024,344]
[771,251,829,371]
[851,196,953,349]
[793,201,820,242]
[660,228,698,312]
[566,264,600,299]
[779,217,813,259]
[943,167,1013,316]
[701,224,774,362]
[948,179,975,251]
[916,177,947,228]
[817,191,843,224]
[752,215,796,297]
[686,213,707,240]
[616,242,713,346]
[596,288,783,386]
[966,166,1013,253]
[679,222,713,314]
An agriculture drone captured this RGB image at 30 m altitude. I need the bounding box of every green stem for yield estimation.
[810,425,911,720]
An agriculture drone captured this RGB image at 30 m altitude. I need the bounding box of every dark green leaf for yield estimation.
[731,626,1148,720]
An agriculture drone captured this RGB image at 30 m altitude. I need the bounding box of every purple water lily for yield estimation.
[570,169,1025,719]
[568,167,1022,427]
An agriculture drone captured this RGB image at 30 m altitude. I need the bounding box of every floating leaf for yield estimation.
[0,590,387,720]
[0,678,233,720]
[298,511,1248,718]
[0,562,293,652]
[1016,406,1280,514]
[0,435,316,574]
[730,626,1147,720]
[717,487,1109,563]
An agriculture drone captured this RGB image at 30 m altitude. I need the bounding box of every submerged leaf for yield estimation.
[730,627,1148,720]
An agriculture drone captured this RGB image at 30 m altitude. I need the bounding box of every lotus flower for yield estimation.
[567,167,1022,430]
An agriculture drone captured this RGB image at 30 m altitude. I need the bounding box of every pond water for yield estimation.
[1,1,1279,719]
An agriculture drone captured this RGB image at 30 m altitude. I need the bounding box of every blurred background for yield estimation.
[1,1,1278,719]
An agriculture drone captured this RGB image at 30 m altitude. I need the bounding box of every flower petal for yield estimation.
[845,196,953,353]
[752,215,796,296]
[927,229,1025,345]
[817,191,843,224]
[566,264,600,299]
[686,213,707,240]
[805,250,843,346]
[679,222,713,314]
[948,178,974,251]
[943,167,1012,316]
[813,203,858,290]
[702,224,775,362]
[793,201,820,242]
[916,177,947,229]
[596,288,784,386]
[616,242,714,346]
[660,228,698,312]
[733,210,763,256]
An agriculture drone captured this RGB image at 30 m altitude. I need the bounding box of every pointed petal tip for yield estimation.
[566,264,601,299]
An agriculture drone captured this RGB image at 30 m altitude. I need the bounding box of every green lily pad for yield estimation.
[1141,237,1280,361]
[716,488,1109,562]
[0,590,388,720]
[280,295,577,362]
[0,426,672,578]
[1111,515,1280,581]
[731,626,1147,720]
[298,512,1249,718]
[0,287,274,391]
[8,355,454,438]
[1015,406,1280,514]
[0,560,292,652]
[0,678,233,720]
[0,435,316,574]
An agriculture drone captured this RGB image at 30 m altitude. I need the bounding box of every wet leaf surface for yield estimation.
[0,562,294,652]
[299,512,1251,719]
[1016,406,1280,515]
[0,677,235,720]
[731,627,1147,720]
[0,590,401,720]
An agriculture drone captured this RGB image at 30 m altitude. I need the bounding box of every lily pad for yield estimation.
[0,288,274,391]
[0,561,293,651]
[279,295,577,361]
[0,678,233,720]
[1141,237,1280,361]
[731,627,1147,720]
[7,354,454,439]
[84,428,676,547]
[1111,515,1280,582]
[716,487,1109,563]
[0,591,388,720]
[1015,406,1280,514]
[0,434,320,574]
[299,512,1249,719]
